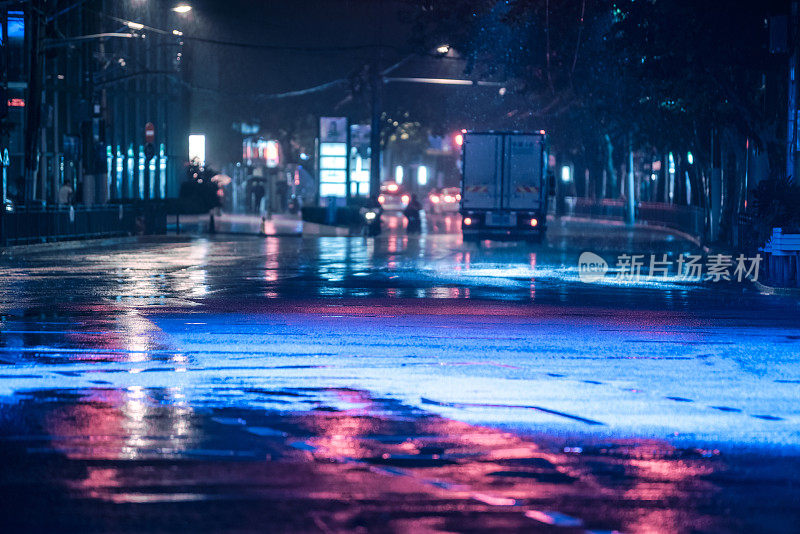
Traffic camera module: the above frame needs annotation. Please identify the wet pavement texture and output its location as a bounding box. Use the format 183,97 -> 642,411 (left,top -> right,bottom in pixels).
1,214 -> 799,533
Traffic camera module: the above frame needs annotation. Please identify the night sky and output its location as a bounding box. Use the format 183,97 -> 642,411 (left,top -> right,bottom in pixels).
179,0 -> 518,167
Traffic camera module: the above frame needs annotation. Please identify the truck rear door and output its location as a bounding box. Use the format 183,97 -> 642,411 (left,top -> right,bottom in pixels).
503,134 -> 545,211
462,133 -> 502,210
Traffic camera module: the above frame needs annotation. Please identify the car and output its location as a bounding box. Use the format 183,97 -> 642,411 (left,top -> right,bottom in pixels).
428,187 -> 461,214
377,182 -> 410,211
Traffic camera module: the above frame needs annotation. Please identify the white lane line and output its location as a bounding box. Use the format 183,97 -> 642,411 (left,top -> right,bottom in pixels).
524,509 -> 583,527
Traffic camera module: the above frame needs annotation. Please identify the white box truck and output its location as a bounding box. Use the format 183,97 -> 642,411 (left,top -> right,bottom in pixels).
460,131 -> 549,241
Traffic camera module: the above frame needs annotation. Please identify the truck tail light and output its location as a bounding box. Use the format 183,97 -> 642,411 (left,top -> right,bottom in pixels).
530,218 -> 538,227
463,217 -> 472,226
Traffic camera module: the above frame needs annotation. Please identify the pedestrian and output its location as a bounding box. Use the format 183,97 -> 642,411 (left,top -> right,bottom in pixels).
58,181 -> 73,205
404,194 -> 422,233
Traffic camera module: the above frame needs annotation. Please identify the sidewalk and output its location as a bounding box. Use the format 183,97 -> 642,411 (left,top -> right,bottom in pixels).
171,212 -> 303,236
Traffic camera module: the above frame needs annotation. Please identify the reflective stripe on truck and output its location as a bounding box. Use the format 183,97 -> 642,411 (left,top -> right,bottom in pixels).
515,186 -> 539,194
465,185 -> 489,193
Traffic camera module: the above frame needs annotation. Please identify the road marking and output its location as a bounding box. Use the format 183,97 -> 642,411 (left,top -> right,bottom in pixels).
420,397 -> 604,426
472,493 -> 517,506
524,509 -> 583,527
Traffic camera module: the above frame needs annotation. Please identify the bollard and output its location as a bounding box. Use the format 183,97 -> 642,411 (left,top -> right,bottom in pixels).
260,216 -> 267,236
209,213 -> 216,234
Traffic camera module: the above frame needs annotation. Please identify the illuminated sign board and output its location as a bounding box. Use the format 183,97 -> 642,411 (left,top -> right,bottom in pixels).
265,140 -> 280,168
189,134 -> 206,166
320,117 -> 347,143
318,117 -> 349,199
242,137 -> 281,168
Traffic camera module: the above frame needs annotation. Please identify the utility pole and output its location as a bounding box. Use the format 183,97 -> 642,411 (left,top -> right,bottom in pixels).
1,10 -> 8,206
626,135 -> 635,225
788,0 -> 799,181
23,0 -> 45,205
369,63 -> 382,197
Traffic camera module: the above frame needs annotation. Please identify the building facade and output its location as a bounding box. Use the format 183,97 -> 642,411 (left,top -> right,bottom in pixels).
1,0 -> 189,208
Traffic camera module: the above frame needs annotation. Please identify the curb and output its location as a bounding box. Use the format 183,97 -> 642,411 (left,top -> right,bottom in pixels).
752,279 -> 800,296
198,230 -> 303,238
301,221 -> 359,237
0,234 -> 193,256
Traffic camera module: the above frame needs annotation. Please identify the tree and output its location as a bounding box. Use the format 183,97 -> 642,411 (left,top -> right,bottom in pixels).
404,0 -> 791,240
179,162 -> 222,214
404,0 -> 634,196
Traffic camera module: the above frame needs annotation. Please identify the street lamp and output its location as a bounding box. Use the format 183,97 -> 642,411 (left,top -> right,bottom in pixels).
172,4 -> 192,13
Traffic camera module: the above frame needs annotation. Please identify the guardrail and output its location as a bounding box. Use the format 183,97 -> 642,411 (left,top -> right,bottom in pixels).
562,197 -> 705,241
0,202 -> 167,246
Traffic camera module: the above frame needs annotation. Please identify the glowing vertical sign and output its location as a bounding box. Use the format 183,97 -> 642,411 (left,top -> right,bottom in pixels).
265,140 -> 280,168
138,146 -> 146,199
127,145 -> 135,197
106,146 -> 114,198
319,117 -> 348,198
417,165 -> 428,186
159,144 -> 167,198
116,146 -> 124,197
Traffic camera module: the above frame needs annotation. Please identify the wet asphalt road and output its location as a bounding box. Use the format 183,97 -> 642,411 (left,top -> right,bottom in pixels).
1,214 -> 799,533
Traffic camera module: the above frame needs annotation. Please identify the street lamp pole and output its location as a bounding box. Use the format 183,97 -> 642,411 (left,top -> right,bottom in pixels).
788,0 -> 799,181
369,63 -> 382,197
23,0 -> 44,205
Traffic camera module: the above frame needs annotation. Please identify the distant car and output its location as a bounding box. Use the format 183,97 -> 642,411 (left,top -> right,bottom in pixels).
378,182 -> 410,211
428,187 -> 461,214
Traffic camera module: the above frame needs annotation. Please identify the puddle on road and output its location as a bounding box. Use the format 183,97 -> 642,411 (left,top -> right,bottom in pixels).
1,386 -> 797,533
